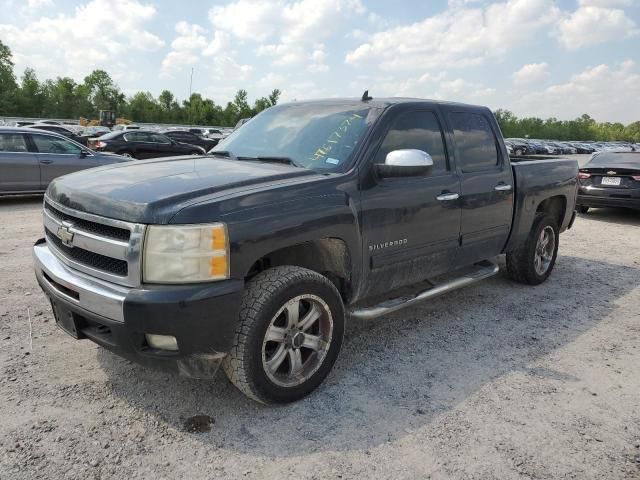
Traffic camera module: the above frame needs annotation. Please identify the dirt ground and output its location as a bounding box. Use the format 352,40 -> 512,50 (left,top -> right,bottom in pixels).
1,193 -> 639,479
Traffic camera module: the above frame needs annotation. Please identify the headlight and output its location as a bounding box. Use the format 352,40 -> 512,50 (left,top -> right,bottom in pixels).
143,223 -> 229,283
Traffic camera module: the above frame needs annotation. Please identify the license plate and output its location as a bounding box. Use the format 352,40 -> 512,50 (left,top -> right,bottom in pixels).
50,300 -> 79,339
601,176 -> 621,186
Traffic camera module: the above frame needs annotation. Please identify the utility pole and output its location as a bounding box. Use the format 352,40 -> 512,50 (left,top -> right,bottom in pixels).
188,67 -> 194,125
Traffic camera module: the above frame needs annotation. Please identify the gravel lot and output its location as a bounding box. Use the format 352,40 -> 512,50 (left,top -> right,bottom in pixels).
1,181 -> 640,478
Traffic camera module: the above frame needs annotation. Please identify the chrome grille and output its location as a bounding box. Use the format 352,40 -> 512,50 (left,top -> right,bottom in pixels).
44,202 -> 131,241
42,196 -> 145,287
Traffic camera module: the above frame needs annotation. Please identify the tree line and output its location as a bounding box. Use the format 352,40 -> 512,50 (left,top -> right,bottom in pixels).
1,40 -> 639,139
0,40 -> 279,127
495,110 -> 640,143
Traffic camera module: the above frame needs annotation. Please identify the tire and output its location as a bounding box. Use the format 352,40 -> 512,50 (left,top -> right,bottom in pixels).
506,214 -> 559,285
223,266 -> 345,404
577,205 -> 589,214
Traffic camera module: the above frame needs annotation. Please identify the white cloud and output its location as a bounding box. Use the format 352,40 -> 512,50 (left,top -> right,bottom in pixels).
210,0 -> 364,70
578,0 -> 632,6
511,60 -> 640,123
161,21 -> 209,77
512,62 -> 549,85
0,0 -> 163,81
558,5 -> 638,49
26,0 -> 53,8
346,0 -> 560,70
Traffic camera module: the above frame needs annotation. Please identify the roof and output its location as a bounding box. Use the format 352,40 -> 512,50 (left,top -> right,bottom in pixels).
278,96 -> 489,110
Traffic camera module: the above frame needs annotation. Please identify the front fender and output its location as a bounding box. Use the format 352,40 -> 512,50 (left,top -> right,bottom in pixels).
222,193 -> 362,296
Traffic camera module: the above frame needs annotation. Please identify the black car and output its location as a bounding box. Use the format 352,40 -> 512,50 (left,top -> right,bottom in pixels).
88,130 -> 206,159
159,129 -> 218,151
27,124 -> 88,146
33,97 -> 579,404
577,151 -> 640,213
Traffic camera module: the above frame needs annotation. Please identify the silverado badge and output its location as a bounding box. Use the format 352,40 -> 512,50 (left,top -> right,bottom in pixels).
56,221 -> 75,247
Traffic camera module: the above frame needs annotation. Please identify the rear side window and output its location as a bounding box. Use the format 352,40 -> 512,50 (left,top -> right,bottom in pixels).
375,111 -> 448,174
448,112 -> 499,172
31,134 -> 82,154
0,133 -> 28,153
150,133 -> 171,144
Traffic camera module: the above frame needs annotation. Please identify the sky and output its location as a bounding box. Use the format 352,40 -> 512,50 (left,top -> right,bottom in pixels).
0,0 -> 639,123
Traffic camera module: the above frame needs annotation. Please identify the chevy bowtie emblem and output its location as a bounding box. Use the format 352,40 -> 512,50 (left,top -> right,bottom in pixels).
607,171 -> 617,175
56,221 -> 75,247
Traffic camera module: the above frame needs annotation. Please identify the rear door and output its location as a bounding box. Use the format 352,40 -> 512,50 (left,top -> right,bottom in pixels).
150,133 -> 181,157
444,109 -> 514,266
28,133 -> 98,189
0,132 -> 40,193
123,132 -> 154,159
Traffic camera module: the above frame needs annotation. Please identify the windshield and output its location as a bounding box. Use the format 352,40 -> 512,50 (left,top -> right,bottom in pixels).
211,103 -> 379,171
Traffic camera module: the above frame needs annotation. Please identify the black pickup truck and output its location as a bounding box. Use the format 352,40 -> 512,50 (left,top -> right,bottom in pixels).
33,98 -> 578,404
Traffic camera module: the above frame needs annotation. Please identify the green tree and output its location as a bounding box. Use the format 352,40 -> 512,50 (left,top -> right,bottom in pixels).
17,68 -> 44,117
82,69 -> 125,115
0,40 -> 18,115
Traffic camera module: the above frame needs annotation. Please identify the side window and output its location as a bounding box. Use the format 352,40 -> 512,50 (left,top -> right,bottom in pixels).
448,112 -> 499,172
0,133 -> 29,153
150,133 -> 171,144
31,134 -> 82,154
375,111 -> 448,174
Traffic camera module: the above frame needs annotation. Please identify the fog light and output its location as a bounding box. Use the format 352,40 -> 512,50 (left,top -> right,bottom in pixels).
145,334 -> 178,351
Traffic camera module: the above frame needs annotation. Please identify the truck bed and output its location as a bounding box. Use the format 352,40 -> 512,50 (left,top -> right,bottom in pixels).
505,158 -> 579,252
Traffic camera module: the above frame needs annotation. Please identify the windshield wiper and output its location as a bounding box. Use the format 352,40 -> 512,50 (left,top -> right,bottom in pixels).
237,156 -> 302,168
210,150 -> 236,159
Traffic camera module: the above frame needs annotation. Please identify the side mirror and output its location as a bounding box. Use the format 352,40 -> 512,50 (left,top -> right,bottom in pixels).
79,150 -> 90,158
375,149 -> 434,178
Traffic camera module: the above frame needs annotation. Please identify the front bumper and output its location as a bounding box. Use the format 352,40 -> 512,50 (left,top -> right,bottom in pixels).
33,239 -> 244,378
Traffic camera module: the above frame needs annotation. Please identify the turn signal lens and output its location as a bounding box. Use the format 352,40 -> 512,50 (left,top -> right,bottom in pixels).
578,172 -> 591,179
632,175 -> 640,181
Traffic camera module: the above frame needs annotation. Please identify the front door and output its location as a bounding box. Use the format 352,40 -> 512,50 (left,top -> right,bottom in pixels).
28,133 -> 97,189
360,108 -> 462,298
0,132 -> 40,193
444,110 -> 514,266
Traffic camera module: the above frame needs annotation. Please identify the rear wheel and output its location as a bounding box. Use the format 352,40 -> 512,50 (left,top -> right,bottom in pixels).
577,205 -> 589,214
506,214 -> 559,285
119,151 -> 135,159
223,266 -> 345,404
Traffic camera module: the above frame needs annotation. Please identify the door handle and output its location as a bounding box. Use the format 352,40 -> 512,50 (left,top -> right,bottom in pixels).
39,160 -> 54,164
494,184 -> 512,191
436,192 -> 460,201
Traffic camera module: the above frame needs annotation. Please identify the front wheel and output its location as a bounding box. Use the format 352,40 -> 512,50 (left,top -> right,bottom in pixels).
506,214 -> 559,285
223,266 -> 345,404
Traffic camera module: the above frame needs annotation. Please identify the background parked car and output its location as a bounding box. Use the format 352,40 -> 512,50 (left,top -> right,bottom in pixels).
26,124 -> 88,146
112,124 -> 141,132
0,127 -> 130,195
88,130 -> 206,159
577,151 -> 640,213
159,129 -> 219,151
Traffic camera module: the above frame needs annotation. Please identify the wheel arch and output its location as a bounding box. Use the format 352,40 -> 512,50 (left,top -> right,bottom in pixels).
245,238 -> 354,303
535,195 -> 567,227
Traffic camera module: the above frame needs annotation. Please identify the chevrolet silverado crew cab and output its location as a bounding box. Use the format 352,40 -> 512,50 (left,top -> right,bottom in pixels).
33,97 -> 579,404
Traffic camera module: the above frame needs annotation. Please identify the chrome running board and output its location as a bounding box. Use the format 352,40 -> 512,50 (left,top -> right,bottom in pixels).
348,260 -> 499,320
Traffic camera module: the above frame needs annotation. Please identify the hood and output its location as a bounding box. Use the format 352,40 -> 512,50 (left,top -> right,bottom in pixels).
47,155 -> 319,223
